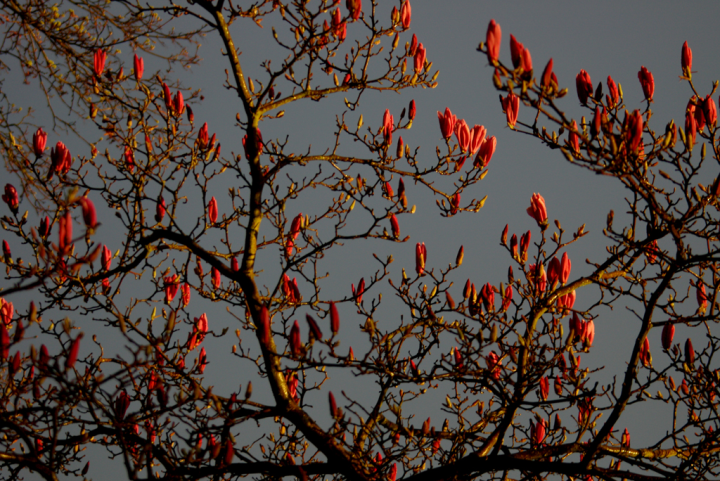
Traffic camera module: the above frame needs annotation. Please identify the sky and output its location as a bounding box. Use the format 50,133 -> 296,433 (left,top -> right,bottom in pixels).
4,0 -> 720,479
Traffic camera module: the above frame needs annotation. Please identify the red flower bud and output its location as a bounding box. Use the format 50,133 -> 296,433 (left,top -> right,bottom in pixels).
568,120 -> 580,153
685,338 -> 695,366
661,323 -> 675,350
164,274 -> 179,304
413,43 -> 426,73
155,197 -> 166,223
133,54 -> 144,81
606,75 -> 619,108
124,146 -> 135,173
408,99 -> 416,120
208,197 -> 218,224
33,128 -> 47,157
468,125 -> 486,155
526,193 -> 548,227
79,197 -> 97,229
485,20 -> 501,64
474,136 -> 496,168
638,66 -> 654,101
93,50 -> 107,77
102,245 -> 111,271
455,119 -> 470,152
575,69 -> 593,105
173,91 -> 185,116
703,95 -> 717,127
50,142 -> 72,176
346,0 -> 361,21
382,109 -> 394,144
66,333 -> 82,370
329,391 -> 338,417
415,242 -> 427,275
212,266 -> 221,290
390,214 -> 400,239
2,184 -> 18,214
541,59 -> 555,90
501,92 -> 519,129
400,0 -> 411,29
621,428 -> 630,448
437,108 -> 456,139
697,282 -> 708,313
181,283 -> 190,307
322,303 -> 338,338
681,41 -> 692,78
539,376 -> 549,401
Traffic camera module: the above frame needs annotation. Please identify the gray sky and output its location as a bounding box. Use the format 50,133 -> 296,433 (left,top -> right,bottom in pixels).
4,1 -> 720,478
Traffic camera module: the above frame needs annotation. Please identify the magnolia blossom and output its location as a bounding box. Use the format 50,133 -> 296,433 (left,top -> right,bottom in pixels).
638,66 -> 654,101
93,50 -> 107,76
526,193 -> 548,226
485,20 -> 501,63
575,69 -> 593,105
133,53 -> 144,81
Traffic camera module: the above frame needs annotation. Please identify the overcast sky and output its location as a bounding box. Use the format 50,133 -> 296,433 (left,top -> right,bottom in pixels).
4,1 -> 720,478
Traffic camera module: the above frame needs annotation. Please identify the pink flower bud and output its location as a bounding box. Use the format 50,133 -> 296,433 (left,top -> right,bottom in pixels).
332,9 -> 346,41
93,50 -> 107,77
33,128 -> 47,157
455,119 -> 470,152
575,69 -> 593,105
1,240 -> 9,263
485,20 -> 501,64
584,320 -> 595,348
468,125 -> 486,155
509,35 -> 524,69
133,54 -> 144,81
526,193 -> 548,226
560,252 -> 571,284
638,66 -> 654,101
208,197 -> 218,224
685,109 -> 697,148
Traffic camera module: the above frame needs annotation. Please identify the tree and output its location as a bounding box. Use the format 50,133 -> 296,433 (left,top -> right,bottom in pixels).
1,1 -> 719,480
